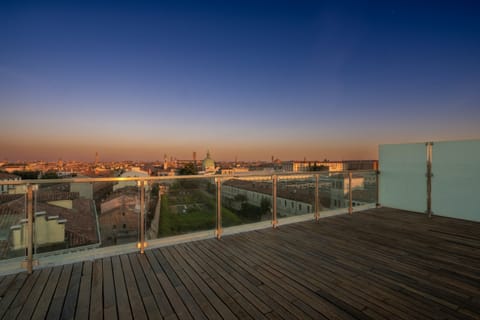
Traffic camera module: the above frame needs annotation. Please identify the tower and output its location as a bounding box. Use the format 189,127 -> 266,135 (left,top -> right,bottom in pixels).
163,154 -> 168,170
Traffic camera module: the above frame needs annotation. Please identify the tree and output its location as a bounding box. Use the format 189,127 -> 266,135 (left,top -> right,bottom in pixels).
260,198 -> 271,214
42,171 -> 59,179
13,170 -> 40,179
179,163 -> 197,175
311,164 -> 328,172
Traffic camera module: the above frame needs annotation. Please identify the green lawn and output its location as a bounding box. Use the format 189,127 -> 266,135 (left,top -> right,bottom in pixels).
158,188 -> 243,237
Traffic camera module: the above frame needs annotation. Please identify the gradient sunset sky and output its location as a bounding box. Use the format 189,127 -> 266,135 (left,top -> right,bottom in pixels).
1,1 -> 479,162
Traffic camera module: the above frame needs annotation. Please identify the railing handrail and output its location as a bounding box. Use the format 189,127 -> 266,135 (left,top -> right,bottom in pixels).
0,169 -> 376,185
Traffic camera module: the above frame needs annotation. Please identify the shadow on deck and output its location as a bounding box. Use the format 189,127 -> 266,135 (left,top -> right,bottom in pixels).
0,207 -> 479,319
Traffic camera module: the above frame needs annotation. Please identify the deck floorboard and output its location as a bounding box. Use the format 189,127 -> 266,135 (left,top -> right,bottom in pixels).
0,208 -> 479,319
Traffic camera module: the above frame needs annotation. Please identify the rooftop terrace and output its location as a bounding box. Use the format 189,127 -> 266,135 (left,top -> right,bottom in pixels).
0,207 -> 479,319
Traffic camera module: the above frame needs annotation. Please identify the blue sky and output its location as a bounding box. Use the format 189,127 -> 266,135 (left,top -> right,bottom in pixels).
1,1 -> 479,161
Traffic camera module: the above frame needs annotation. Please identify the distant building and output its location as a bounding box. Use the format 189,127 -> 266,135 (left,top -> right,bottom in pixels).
0,172 -> 22,194
0,163 -> 29,173
222,179 -> 319,217
330,174 -> 365,208
100,187 -> 140,246
285,160 -> 377,173
113,168 -> 150,191
220,167 -> 249,175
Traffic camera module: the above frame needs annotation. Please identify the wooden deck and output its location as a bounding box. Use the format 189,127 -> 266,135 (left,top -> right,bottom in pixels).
0,207 -> 479,319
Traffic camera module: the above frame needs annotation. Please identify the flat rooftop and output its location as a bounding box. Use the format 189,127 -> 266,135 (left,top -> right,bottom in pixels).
0,207 -> 479,319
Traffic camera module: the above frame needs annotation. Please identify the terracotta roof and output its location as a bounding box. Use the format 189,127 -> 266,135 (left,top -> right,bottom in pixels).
0,172 -> 20,180
224,179 -> 320,205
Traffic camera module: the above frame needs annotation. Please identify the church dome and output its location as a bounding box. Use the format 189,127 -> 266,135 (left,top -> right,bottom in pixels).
202,151 -> 216,172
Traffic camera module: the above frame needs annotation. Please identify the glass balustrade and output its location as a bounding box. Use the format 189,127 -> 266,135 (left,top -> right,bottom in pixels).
0,169 -> 377,273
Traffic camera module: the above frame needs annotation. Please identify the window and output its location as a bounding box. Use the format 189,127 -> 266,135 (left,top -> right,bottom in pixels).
123,224 -> 127,229
299,204 -> 302,210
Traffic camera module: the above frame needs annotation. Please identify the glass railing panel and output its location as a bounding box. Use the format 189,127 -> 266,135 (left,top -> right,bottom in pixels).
317,173 -> 335,211
0,189 -> 26,260
95,180 -> 137,247
277,174 -> 315,219
148,177 -> 216,239
32,181 -> 102,256
328,172 -> 349,210
353,171 -> 378,207
221,177 -> 272,228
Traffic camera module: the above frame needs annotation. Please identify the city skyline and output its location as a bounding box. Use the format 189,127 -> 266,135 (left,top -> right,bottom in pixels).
1,1 -> 480,162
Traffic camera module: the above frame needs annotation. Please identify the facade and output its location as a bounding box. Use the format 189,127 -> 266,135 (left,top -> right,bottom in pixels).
222,179 -> 313,217
100,187 -> 140,246
220,167 -> 249,175
286,160 -> 377,173
330,174 -> 366,208
289,161 -> 344,173
0,173 -> 21,194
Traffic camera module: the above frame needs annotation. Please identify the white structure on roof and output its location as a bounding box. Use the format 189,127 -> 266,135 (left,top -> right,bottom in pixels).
10,211 -> 66,250
113,168 -> 150,191
0,173 -> 21,194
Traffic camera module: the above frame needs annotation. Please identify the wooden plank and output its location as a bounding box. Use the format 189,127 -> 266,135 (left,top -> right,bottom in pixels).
162,247 -> 223,319
144,250 -> 192,320
128,253 -> 161,319
3,269 -> 41,319
207,241 -> 354,320
153,249 -> 207,320
201,240 -> 318,320
175,244 -> 249,319
184,242 -> 268,319
61,262 -> 83,320
111,255 -> 133,320
0,274 -> 16,298
136,253 -> 175,318
75,261 -> 92,320
46,264 -> 73,320
232,225 -> 431,319
16,268 -> 52,320
177,244 -> 254,319
0,207 -> 477,319
120,254 -> 147,320
0,272 -> 28,318
102,258 -> 117,320
31,266 -> 63,320
89,260 -> 103,320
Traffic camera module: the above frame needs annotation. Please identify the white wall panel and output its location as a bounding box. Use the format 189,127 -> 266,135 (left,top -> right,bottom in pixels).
432,140 -> 480,222
379,143 -> 426,213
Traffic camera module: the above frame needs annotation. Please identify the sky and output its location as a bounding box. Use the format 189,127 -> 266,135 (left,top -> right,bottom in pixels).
1,0 -> 479,162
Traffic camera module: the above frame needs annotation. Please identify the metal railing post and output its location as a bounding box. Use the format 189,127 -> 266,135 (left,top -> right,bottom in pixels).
139,180 -> 146,253
426,142 -> 433,218
272,175 -> 278,228
348,172 -> 353,215
314,174 -> 320,222
215,178 -> 222,239
23,184 -> 34,273
376,170 -> 380,207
